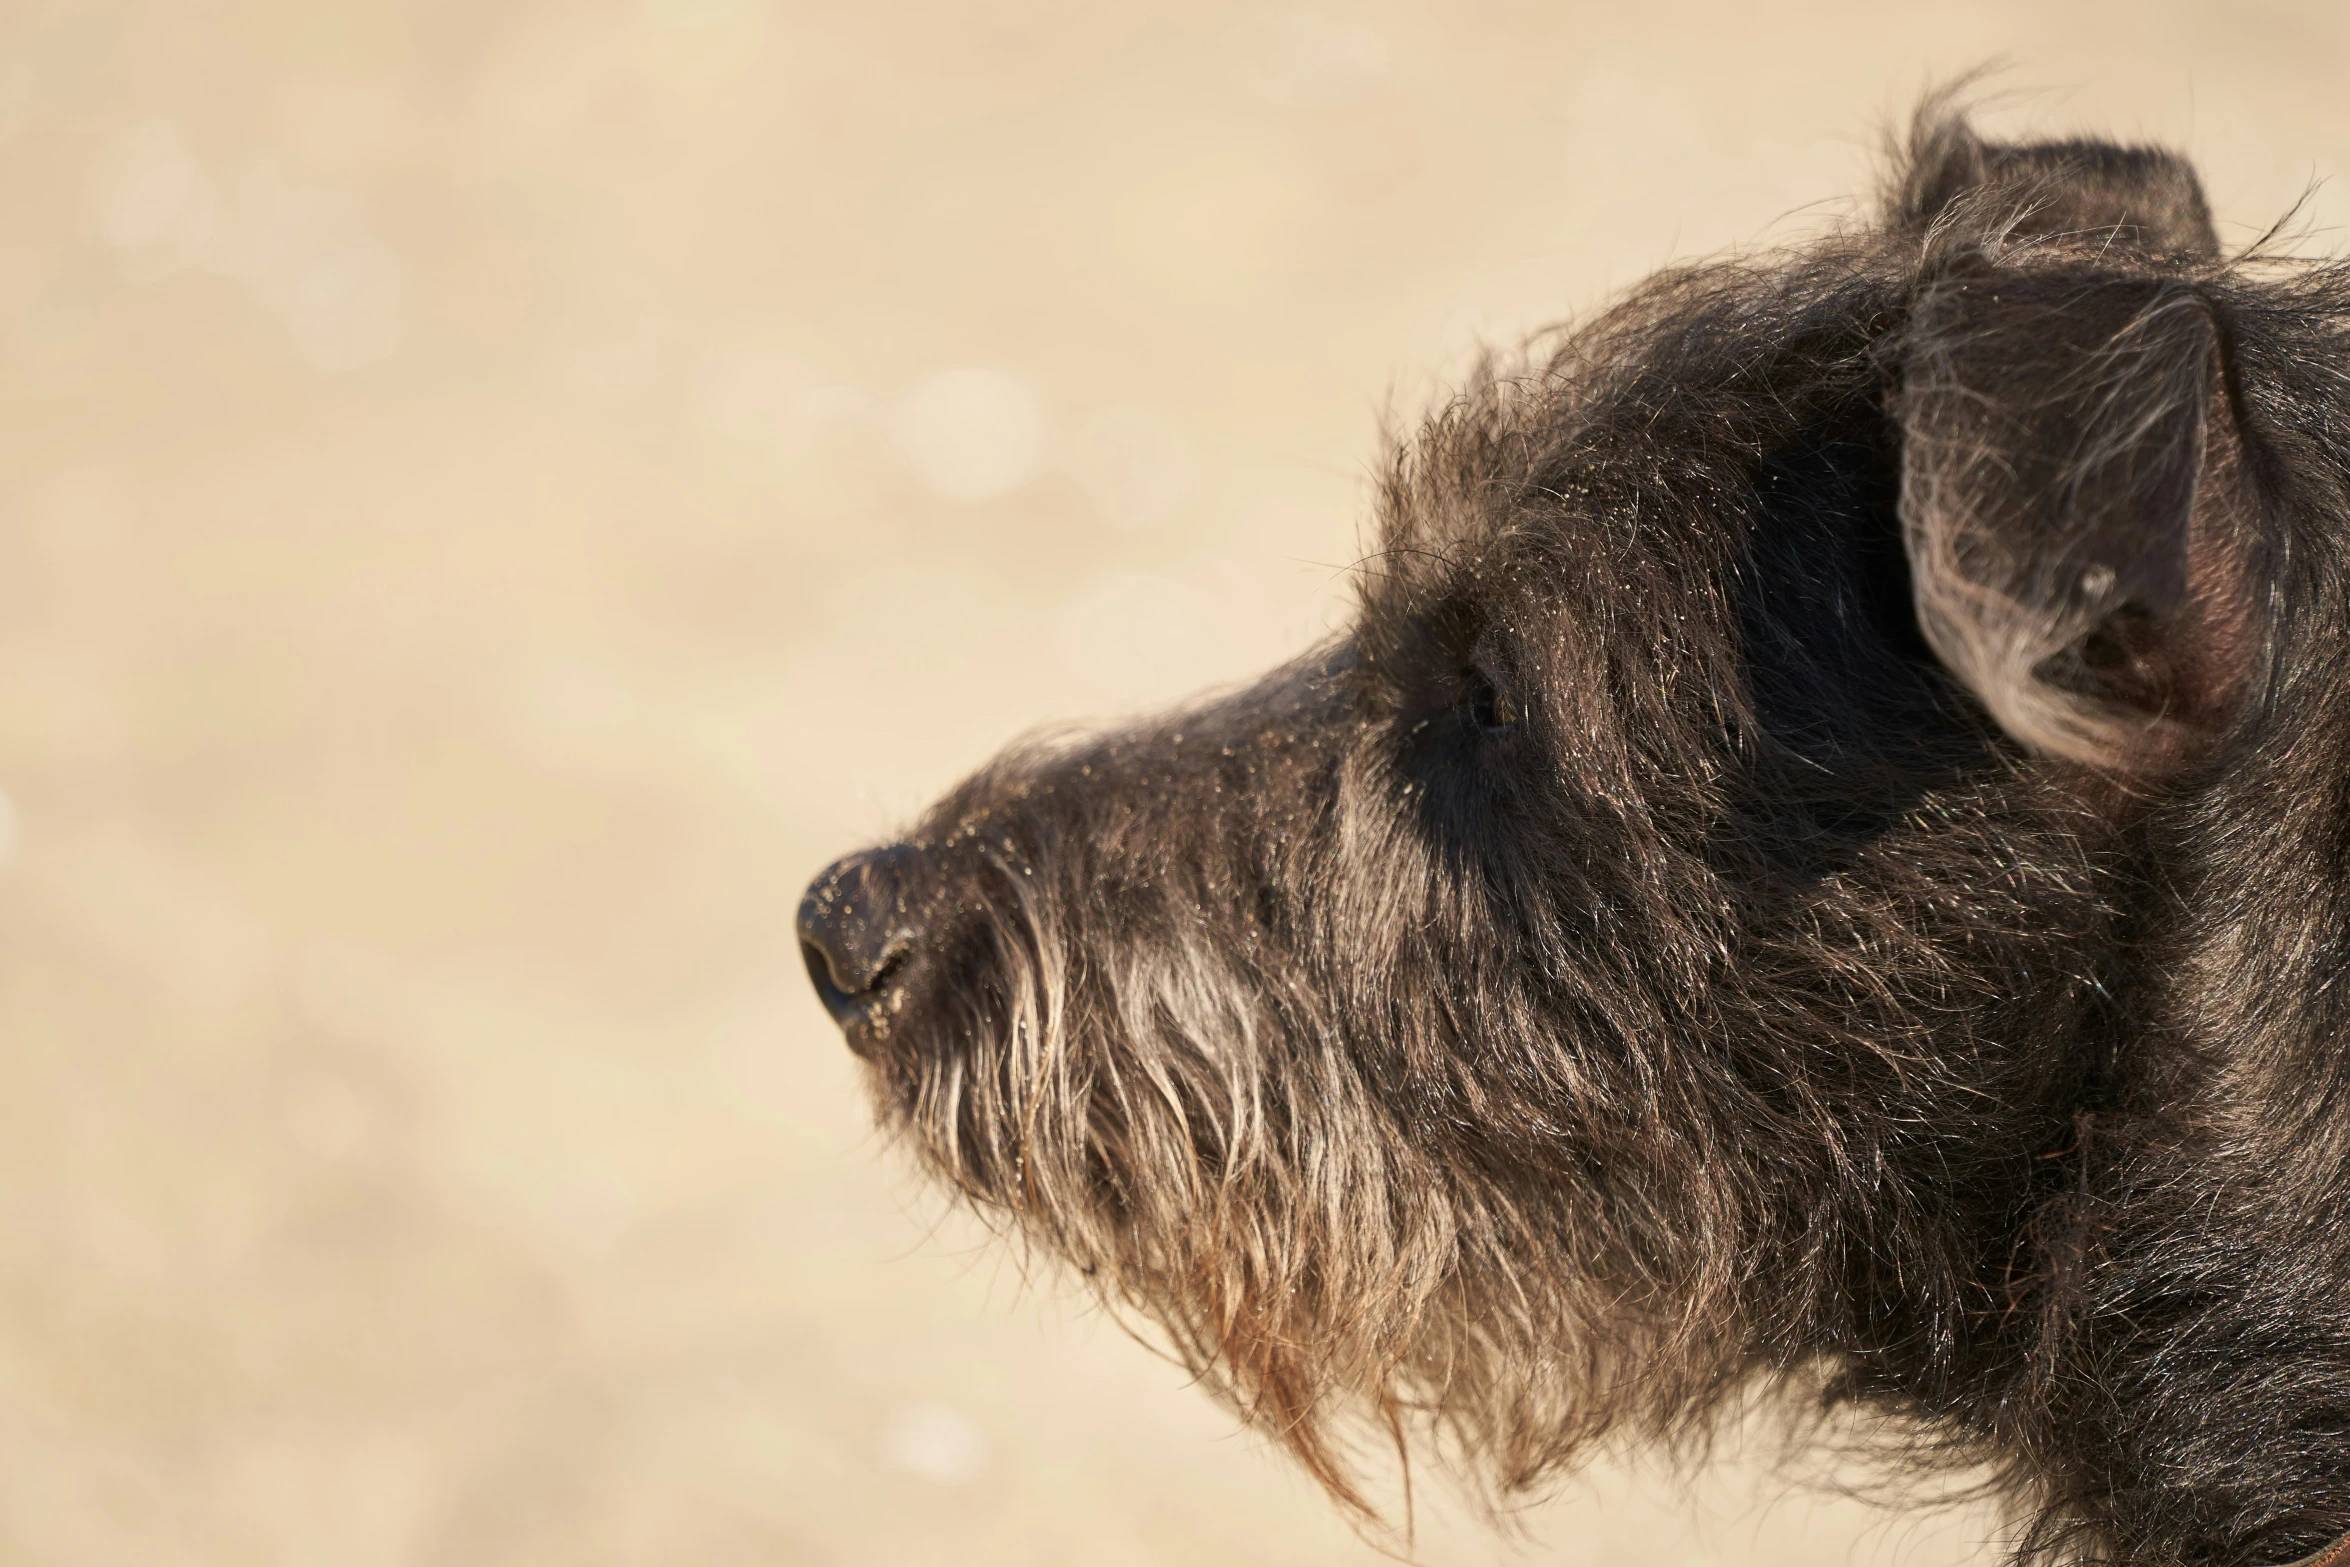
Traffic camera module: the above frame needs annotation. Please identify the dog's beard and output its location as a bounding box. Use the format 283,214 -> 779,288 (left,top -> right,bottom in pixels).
862,847 -> 1761,1519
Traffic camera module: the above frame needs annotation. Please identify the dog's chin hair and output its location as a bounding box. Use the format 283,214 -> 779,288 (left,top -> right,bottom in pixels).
872,879 -> 1769,1524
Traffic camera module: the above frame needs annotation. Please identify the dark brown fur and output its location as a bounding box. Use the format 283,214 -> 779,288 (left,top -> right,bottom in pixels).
801,106 -> 2350,1566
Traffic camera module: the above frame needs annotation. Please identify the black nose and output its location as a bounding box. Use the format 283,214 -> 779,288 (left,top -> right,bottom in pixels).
798,846 -> 919,1031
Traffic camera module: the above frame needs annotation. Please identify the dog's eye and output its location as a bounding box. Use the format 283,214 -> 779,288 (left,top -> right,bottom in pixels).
1465,668 -> 1525,735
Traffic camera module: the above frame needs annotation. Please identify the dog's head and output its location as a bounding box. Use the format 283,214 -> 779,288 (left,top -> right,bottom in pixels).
801,113 -> 2316,1512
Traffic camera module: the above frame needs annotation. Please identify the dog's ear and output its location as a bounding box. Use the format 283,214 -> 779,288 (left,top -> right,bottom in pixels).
1893,263 -> 2267,775
1890,119 -> 2220,259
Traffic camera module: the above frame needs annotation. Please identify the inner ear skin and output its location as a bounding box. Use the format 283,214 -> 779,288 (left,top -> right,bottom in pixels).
2170,389 -> 2269,733
2031,381 -> 2266,741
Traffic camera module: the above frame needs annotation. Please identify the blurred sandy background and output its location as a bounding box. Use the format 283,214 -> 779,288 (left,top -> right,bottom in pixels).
3,2 -> 2347,1563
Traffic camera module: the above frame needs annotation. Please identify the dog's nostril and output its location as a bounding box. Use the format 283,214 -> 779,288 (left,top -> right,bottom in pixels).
801,929 -> 909,1002
798,847 -> 923,1029
864,940 -> 910,994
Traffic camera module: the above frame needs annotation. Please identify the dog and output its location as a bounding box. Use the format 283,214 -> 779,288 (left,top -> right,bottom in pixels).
799,106 -> 2350,1567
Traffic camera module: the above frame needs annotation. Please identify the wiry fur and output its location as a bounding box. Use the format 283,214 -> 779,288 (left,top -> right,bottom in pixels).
802,104 -> 2350,1567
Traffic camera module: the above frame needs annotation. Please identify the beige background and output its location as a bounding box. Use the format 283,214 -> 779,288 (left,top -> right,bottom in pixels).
2,2 -> 2345,1563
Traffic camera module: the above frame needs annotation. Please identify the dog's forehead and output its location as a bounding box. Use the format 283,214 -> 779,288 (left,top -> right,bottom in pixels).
1358,272 -> 1825,630
1353,375 -> 1590,637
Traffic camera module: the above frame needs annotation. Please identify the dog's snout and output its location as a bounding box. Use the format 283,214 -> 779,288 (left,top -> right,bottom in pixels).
798,846 -> 921,1034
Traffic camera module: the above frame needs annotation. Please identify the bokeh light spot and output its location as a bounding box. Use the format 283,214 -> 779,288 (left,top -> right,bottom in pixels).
88,118 -> 216,281
881,1402 -> 988,1484
888,367 -> 1049,500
